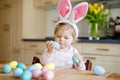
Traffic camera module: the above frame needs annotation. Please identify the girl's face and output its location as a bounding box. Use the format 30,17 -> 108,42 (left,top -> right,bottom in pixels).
54,29 -> 73,49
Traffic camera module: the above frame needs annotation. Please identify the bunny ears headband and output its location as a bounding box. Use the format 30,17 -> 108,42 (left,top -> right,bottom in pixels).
55,0 -> 88,38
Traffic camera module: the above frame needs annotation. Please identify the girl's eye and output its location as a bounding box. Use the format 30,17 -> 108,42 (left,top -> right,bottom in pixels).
56,36 -> 61,38
65,37 -> 69,39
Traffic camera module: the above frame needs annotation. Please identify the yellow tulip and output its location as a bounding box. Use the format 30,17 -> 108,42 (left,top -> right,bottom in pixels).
97,7 -> 100,12
93,8 -> 98,15
88,4 -> 94,13
88,4 -> 92,8
89,4 -> 93,9
93,3 -> 98,8
105,9 -> 109,14
100,4 -> 104,10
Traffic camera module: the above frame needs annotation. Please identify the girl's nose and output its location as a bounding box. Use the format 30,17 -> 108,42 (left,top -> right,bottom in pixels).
60,37 -> 64,41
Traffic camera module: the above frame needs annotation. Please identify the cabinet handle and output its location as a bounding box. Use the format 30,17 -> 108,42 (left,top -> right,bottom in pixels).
96,48 -> 109,51
35,52 -> 41,54
45,1 -> 52,5
29,45 -> 38,47
84,57 -> 96,59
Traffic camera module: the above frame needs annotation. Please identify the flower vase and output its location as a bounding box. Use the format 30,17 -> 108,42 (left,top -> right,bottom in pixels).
89,23 -> 100,40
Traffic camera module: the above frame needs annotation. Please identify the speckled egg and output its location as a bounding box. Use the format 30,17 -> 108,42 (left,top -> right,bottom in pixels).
34,63 -> 42,69
43,70 -> 54,80
28,65 -> 39,71
21,70 -> 32,80
72,55 -> 79,64
92,65 -> 106,75
53,41 -> 60,49
9,61 -> 18,69
45,63 -> 55,70
2,64 -> 11,74
13,68 -> 23,77
31,68 -> 42,78
16,63 -> 26,71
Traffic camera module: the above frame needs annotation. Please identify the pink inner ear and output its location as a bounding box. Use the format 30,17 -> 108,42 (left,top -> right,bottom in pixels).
74,4 -> 88,20
58,0 -> 71,18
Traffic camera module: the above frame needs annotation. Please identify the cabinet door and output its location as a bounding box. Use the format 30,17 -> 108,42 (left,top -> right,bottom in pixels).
83,55 -> 120,73
0,0 -> 11,61
0,0 -> 23,62
24,50 -> 41,65
23,42 -> 46,65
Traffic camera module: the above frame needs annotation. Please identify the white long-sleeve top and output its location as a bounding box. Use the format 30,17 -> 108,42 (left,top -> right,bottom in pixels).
40,46 -> 85,70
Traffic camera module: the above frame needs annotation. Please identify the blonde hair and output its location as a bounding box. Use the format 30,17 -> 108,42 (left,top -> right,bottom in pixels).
54,23 -> 77,43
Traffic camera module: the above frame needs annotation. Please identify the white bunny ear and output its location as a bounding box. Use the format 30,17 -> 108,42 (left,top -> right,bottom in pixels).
70,2 -> 88,23
57,0 -> 72,19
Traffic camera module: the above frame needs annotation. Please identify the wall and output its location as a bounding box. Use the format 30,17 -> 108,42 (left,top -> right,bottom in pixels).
22,0 -> 46,39
46,6 -> 120,37
22,0 -> 120,38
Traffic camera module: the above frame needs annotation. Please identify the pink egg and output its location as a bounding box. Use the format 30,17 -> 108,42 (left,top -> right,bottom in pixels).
43,70 -> 54,80
41,67 -> 49,74
31,68 -> 42,79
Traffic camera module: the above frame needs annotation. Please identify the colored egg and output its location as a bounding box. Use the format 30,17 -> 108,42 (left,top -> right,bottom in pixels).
92,65 -> 105,75
43,70 -> 54,80
16,63 -> 26,71
28,65 -> 39,71
45,63 -> 55,70
31,68 -> 42,78
2,64 -> 11,74
13,68 -> 23,77
41,67 -> 49,74
9,61 -> 18,69
21,70 -> 32,80
72,55 -> 79,64
53,41 -> 60,49
34,63 -> 42,69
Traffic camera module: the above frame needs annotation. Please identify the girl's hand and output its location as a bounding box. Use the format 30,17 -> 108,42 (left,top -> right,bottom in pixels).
46,41 -> 55,54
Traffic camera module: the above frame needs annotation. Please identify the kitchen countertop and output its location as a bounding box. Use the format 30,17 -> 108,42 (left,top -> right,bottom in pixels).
0,62 -> 120,80
79,38 -> 120,43
23,37 -> 120,43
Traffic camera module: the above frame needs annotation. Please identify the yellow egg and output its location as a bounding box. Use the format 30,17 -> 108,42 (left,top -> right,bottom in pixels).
34,63 -> 42,69
9,61 -> 18,69
45,63 -> 55,70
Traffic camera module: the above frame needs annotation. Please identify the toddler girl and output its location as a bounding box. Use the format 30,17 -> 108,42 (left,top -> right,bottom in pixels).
40,0 -> 88,70
40,23 -> 85,70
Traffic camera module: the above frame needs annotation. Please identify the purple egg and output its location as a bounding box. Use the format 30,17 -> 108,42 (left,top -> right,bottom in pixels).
14,68 -> 23,77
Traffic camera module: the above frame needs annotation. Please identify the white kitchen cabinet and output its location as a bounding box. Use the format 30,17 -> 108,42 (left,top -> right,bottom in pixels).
23,42 -> 46,65
34,0 -> 57,8
81,43 -> 120,73
34,0 -> 84,8
0,0 -> 23,62
73,42 -> 83,55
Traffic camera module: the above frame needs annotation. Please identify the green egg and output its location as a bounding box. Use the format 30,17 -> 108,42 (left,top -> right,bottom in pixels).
16,63 -> 26,71
72,55 -> 79,64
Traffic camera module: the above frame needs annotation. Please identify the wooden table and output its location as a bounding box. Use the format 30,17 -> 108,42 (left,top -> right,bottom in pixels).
0,63 -> 120,80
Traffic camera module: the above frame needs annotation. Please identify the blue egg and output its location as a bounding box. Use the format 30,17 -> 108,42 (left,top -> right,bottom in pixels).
53,41 -> 60,49
21,70 -> 32,80
16,63 -> 26,71
2,64 -> 11,74
28,65 -> 39,71
92,65 -> 105,75
72,55 -> 79,64
14,68 -> 23,77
